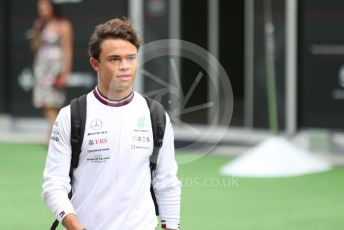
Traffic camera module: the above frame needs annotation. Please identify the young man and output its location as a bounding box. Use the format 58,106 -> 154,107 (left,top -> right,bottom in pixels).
42,18 -> 181,230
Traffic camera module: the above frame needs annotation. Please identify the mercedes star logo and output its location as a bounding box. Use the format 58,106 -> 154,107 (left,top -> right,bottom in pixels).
91,119 -> 102,130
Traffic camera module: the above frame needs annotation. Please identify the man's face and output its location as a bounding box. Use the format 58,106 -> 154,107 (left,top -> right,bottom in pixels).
91,38 -> 138,96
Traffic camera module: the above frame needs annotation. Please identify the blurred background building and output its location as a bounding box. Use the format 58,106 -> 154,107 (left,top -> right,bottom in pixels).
1,0 -> 344,156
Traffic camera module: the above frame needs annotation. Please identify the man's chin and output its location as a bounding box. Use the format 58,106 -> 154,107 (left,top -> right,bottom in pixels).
108,85 -> 133,94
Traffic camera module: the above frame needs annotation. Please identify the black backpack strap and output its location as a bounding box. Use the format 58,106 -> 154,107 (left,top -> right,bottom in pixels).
144,96 -> 166,169
144,96 -> 166,216
70,94 -> 87,171
50,220 -> 59,230
50,94 -> 87,230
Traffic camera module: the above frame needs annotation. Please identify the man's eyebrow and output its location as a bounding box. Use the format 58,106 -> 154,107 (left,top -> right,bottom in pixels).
106,54 -> 137,58
126,54 -> 137,57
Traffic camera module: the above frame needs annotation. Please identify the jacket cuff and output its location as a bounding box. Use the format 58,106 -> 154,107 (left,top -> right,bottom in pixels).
161,219 -> 180,229
55,205 -> 75,223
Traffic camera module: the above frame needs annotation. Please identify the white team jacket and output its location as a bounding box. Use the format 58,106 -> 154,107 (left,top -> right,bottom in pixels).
42,89 -> 181,230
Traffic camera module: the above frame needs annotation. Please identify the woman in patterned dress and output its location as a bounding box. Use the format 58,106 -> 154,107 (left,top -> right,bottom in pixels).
31,0 -> 73,143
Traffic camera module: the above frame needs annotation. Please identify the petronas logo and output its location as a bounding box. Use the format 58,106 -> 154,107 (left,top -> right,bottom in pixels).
137,117 -> 145,129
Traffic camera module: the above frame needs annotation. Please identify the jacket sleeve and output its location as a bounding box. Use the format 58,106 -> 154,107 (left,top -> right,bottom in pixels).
41,106 -> 76,222
152,113 -> 181,229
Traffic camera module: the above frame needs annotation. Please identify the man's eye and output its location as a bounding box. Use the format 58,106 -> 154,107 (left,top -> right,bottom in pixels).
128,56 -> 136,61
110,57 -> 121,62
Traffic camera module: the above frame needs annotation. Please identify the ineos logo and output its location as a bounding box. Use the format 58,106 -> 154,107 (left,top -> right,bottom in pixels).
91,119 -> 102,130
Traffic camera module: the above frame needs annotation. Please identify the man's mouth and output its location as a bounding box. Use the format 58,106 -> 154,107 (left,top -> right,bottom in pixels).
117,74 -> 131,80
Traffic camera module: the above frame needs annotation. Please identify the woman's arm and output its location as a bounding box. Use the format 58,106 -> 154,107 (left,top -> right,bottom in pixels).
31,18 -> 43,52
58,19 -> 73,87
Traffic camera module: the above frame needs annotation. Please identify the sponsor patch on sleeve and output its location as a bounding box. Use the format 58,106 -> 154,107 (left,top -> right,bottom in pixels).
59,211 -> 66,218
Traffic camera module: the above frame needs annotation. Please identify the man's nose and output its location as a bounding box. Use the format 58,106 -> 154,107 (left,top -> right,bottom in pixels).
119,58 -> 130,70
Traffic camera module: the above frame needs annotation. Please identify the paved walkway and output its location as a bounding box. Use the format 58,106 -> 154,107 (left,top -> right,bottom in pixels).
1,117 -> 343,166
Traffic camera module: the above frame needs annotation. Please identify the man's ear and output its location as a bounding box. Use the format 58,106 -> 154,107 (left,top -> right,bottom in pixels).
90,57 -> 100,71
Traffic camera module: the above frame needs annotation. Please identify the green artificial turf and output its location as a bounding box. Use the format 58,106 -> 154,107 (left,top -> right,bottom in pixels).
0,143 -> 344,229
0,143 -> 52,229
177,152 -> 344,230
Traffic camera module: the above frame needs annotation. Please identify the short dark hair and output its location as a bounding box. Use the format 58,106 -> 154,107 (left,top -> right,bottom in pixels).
88,18 -> 141,60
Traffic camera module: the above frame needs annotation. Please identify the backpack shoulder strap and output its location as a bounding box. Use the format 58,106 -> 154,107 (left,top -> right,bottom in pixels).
70,94 -> 87,170
144,96 -> 166,216
144,96 -> 166,170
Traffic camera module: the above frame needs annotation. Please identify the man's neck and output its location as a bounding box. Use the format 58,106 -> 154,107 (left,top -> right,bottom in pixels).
97,85 -> 132,101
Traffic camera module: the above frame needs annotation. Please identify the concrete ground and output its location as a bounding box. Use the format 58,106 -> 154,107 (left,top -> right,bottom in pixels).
1,116 -> 344,166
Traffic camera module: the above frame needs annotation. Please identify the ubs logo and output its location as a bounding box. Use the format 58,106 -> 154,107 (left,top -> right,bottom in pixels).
88,138 -> 108,145
91,119 -> 102,130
